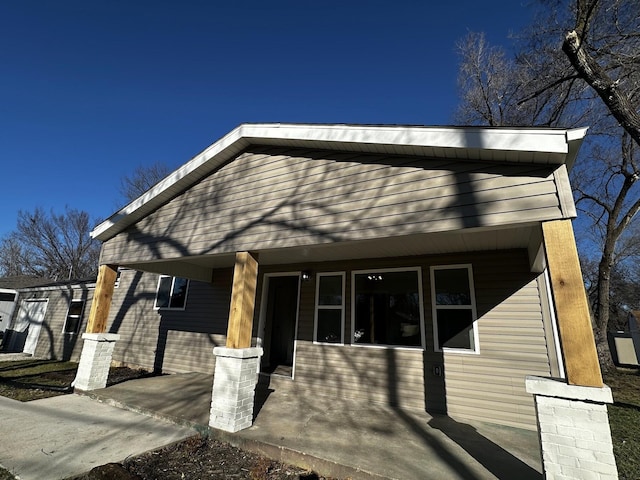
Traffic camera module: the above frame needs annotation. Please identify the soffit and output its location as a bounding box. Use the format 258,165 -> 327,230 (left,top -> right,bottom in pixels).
120,224 -> 539,280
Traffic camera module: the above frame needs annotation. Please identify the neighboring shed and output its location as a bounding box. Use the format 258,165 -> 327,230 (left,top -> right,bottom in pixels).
3,279 -> 95,360
0,276 -> 50,342
79,124 -> 602,433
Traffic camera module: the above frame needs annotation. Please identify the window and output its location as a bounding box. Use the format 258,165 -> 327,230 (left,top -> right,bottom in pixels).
154,276 -> 189,310
431,265 -> 478,353
63,300 -> 85,334
352,268 -> 423,347
314,272 -> 345,344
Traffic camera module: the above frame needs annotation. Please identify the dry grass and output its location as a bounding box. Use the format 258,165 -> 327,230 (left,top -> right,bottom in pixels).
604,368 -> 640,480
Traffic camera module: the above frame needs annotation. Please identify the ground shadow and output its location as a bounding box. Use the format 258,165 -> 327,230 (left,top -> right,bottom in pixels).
428,415 -> 542,479
253,374 -> 275,418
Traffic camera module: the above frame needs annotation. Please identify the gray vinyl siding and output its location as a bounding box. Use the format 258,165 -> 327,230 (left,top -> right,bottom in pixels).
20,286 -> 93,362
106,249 -> 554,430
107,268 -> 232,374
100,146 -> 563,265
274,250 -> 553,431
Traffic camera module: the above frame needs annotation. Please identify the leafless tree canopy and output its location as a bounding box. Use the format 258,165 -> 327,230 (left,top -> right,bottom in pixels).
119,162 -> 171,205
0,207 -> 101,280
455,0 -> 640,368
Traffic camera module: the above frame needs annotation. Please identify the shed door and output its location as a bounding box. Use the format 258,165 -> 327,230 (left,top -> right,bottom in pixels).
16,299 -> 48,355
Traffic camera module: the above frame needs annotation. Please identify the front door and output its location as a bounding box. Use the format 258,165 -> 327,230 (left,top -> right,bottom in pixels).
262,275 -> 299,376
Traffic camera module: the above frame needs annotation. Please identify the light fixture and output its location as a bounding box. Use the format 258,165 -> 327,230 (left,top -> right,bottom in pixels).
301,271 -> 312,282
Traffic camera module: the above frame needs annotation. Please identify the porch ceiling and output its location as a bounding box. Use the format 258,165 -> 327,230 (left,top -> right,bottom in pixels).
120,224 -> 541,280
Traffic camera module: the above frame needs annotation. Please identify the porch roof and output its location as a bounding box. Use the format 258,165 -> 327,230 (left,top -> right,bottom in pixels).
92,123 -> 588,243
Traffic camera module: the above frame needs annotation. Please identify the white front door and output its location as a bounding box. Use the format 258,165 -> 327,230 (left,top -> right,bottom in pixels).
17,299 -> 48,355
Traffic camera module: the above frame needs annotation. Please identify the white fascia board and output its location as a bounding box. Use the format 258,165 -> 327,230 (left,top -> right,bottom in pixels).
241,123 -> 582,154
92,123 -> 589,242
16,283 -> 96,293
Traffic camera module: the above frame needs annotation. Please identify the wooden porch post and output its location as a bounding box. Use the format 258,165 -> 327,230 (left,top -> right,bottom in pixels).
86,264 -> 118,334
542,220 -> 603,387
226,252 -> 259,349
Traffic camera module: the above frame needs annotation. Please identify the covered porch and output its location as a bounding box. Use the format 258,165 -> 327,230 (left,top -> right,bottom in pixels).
81,370 -> 543,480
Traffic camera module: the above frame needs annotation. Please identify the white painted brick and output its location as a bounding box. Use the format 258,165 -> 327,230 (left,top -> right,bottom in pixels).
553,405 -> 578,418
577,459 -> 619,476
575,439 -> 613,454
558,426 -> 594,441
209,349 -> 260,433
558,445 -> 595,461
542,433 -> 577,447
588,409 -> 610,423
554,415 -> 576,427
557,454 -> 579,467
594,452 -> 617,466
544,461 -> 563,475
560,465 -> 599,480
540,422 -> 558,434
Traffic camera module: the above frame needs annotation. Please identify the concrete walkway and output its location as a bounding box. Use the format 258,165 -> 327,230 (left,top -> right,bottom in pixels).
0,394 -> 195,480
83,372 -> 544,480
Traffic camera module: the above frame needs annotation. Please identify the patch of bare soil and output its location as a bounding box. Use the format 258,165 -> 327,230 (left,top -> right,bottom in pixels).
72,435 -> 341,480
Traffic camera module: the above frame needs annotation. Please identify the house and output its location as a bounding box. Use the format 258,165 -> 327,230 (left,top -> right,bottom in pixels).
0,276 -> 53,345
77,124 -> 611,458
2,278 -> 95,359
610,310 -> 640,367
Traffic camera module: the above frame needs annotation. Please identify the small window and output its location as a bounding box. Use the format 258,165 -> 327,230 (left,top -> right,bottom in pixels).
431,265 -> 479,353
63,300 -> 85,334
352,268 -> 424,348
154,275 -> 189,310
314,273 -> 345,344
0,292 -> 16,302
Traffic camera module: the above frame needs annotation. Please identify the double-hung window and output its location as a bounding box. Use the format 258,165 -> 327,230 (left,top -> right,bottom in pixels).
431,264 -> 479,353
154,275 -> 189,310
63,299 -> 85,334
352,267 -> 423,348
314,272 -> 345,344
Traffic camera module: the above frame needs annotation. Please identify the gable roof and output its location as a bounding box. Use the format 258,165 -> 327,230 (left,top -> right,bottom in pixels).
0,276 -> 53,290
92,123 -> 588,242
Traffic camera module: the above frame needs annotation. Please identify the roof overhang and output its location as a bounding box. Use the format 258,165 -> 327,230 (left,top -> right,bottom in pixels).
92,123 -> 589,242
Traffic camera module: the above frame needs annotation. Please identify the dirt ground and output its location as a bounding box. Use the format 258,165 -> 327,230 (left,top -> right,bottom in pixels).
72,435 -> 339,480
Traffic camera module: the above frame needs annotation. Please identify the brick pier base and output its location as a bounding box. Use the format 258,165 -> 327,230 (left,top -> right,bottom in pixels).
73,333 -> 120,391
525,376 -> 618,480
209,346 -> 262,433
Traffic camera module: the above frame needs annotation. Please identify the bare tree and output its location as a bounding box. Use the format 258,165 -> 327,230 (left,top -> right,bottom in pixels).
0,207 -> 101,280
119,162 -> 171,204
0,233 -> 26,277
455,0 -> 640,370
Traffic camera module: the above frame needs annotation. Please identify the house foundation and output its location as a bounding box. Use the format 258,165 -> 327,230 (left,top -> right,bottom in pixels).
73,333 -> 120,391
525,376 -> 618,480
209,346 -> 262,432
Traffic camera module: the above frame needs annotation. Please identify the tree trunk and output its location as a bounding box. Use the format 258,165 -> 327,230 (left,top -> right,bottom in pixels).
595,248 -> 615,372
594,324 -> 614,374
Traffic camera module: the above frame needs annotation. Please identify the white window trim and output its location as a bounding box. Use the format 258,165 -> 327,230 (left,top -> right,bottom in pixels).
62,299 -> 85,335
154,275 -> 190,311
114,267 -> 130,288
430,263 -> 480,355
350,266 -> 426,350
313,272 -> 346,345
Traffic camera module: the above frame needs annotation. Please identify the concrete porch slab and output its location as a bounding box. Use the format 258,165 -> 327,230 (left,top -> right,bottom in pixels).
84,372 -> 543,480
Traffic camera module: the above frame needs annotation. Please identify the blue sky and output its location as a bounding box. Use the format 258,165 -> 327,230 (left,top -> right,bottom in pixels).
0,1 -> 532,238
